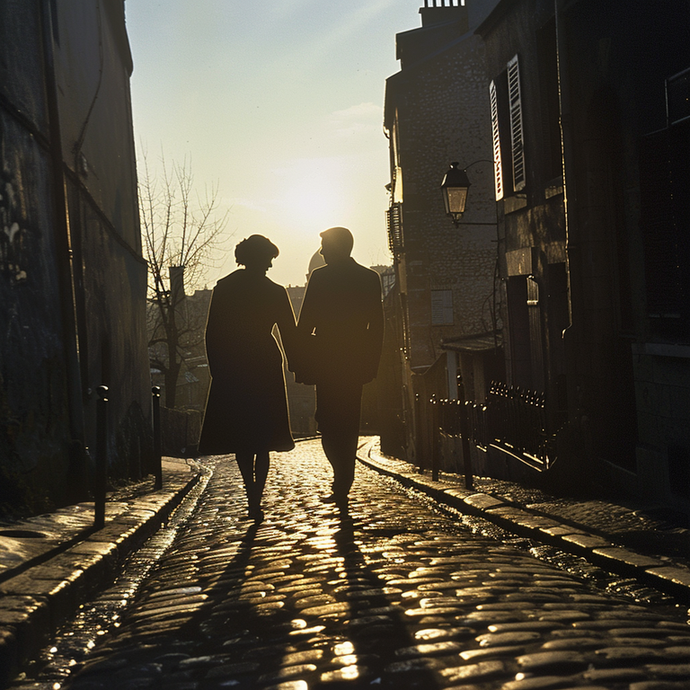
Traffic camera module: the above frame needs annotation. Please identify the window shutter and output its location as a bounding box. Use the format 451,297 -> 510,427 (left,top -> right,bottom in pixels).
508,55 -> 526,191
489,80 -> 504,200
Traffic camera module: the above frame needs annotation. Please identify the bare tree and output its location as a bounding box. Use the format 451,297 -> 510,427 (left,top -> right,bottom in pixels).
139,153 -> 229,408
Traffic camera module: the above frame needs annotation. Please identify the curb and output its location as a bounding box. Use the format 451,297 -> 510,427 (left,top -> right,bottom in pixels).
356,440 -> 690,606
0,461 -> 204,687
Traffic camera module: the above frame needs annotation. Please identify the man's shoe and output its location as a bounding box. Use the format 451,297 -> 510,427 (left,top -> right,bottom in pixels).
249,504 -> 264,522
322,493 -> 348,509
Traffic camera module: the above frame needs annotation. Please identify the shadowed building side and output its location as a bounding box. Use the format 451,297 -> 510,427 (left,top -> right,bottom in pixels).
0,1 -> 150,513
478,0 -> 690,512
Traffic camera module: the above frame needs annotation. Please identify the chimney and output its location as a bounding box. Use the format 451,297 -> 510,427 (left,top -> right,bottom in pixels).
419,0 -> 468,29
169,265 -> 185,307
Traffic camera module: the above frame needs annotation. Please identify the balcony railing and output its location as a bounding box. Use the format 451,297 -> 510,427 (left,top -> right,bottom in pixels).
386,203 -> 404,255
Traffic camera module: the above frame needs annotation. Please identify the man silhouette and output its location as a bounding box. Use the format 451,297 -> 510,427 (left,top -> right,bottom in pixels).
296,227 -> 384,509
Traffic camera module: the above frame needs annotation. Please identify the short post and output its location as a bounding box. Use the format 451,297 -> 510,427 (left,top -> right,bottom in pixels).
94,385 -> 108,529
457,372 -> 473,490
430,395 -> 440,481
414,393 -> 424,472
152,386 -> 162,490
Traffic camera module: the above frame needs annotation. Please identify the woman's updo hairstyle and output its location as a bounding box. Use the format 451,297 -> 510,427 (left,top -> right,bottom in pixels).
235,234 -> 279,269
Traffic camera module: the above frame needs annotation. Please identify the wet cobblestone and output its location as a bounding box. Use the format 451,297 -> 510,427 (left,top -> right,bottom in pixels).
10,440 -> 690,690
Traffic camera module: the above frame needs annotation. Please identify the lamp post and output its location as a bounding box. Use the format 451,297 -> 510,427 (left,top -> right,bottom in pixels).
441,160 -> 496,227
441,162 -> 471,227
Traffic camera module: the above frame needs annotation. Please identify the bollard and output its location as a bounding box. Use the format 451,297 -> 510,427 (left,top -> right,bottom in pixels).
430,395 -> 440,482
152,386 -> 162,490
456,372 -> 473,490
94,385 -> 108,529
414,393 -> 424,473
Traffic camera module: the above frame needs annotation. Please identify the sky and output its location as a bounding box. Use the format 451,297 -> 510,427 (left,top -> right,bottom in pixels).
125,0 -> 426,289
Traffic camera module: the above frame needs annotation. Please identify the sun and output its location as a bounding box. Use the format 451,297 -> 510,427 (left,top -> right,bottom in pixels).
278,158 -> 348,227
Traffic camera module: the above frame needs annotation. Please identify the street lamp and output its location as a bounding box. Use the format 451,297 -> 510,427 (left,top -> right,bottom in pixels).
441,162 -> 471,227
441,160 -> 497,227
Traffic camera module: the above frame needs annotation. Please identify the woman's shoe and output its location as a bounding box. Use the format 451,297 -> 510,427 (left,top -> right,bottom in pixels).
249,504 -> 264,522
248,492 -> 264,521
322,493 -> 348,511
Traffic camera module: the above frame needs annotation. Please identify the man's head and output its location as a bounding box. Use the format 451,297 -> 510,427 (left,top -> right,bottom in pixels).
319,226 -> 353,264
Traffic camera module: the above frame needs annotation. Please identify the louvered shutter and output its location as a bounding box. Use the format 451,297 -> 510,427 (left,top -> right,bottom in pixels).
489,80 -> 504,200
508,55 -> 526,191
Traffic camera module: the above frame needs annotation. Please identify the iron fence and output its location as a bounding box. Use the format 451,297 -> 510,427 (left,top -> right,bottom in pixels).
428,380 -> 555,473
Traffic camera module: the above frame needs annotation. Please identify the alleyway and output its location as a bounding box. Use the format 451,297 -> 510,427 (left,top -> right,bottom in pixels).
32,441 -> 690,689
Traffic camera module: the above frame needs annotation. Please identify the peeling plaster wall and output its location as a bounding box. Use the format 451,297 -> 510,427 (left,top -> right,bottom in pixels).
0,117 -> 73,498
0,1 -> 74,508
0,0 -> 150,512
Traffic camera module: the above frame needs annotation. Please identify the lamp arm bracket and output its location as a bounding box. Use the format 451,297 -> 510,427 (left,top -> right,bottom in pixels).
460,159 -> 494,172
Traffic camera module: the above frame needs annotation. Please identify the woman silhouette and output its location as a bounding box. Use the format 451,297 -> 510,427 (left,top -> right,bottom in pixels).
198,235 -> 296,520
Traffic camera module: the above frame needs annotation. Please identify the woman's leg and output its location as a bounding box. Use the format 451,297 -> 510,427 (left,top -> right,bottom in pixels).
236,451 -> 255,516
254,451 -> 270,507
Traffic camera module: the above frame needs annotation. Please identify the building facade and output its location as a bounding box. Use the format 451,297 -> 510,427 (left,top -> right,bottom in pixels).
383,0 -> 503,461
0,1 -> 150,512
383,0 -> 690,512
477,0 -> 690,507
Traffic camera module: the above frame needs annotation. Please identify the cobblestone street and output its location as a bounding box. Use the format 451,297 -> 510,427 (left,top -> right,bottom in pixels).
31,440 -> 690,690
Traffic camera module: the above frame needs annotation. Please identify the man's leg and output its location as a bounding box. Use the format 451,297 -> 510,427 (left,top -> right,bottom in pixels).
321,431 -> 356,498
316,382 -> 363,504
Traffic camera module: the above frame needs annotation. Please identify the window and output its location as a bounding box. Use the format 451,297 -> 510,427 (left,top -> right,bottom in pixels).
667,67 -> 690,125
639,117 -> 690,339
431,289 -> 454,325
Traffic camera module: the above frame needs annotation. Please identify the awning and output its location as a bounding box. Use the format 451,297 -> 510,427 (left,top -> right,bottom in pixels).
440,332 -> 502,353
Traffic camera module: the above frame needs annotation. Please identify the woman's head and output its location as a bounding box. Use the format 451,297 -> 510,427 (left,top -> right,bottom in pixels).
235,235 -> 279,271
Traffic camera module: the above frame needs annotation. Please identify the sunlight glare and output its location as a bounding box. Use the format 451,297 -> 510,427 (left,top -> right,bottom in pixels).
340,665 -> 360,680
333,641 -> 355,656
276,158 -> 349,228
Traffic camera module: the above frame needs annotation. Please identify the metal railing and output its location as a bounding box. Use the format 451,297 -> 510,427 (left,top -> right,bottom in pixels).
486,381 -> 552,467
419,380 -> 555,485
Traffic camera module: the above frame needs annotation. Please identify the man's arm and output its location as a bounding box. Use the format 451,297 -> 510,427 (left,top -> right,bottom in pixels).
292,271 -> 322,383
275,287 -> 297,371
296,270 -> 320,336
364,271 -> 384,382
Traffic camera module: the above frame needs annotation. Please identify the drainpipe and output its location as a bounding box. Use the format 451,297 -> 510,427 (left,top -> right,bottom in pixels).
40,0 -> 89,493
555,0 -> 579,334
555,0 -> 585,405
555,0 -> 591,464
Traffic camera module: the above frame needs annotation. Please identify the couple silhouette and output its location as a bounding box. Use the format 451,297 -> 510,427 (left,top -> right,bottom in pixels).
198,227 -> 384,520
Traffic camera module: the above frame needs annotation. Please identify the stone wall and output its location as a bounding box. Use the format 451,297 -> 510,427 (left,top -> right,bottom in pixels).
0,1 -> 151,512
388,30 -> 497,373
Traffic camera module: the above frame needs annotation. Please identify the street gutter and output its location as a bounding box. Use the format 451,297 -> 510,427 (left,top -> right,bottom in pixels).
356,438 -> 690,606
